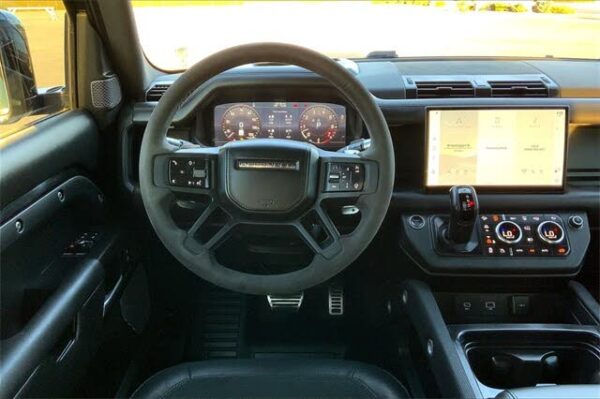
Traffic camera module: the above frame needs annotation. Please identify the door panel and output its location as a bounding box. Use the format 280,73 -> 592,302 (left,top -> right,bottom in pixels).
0,110 -> 98,209
0,110 -> 119,397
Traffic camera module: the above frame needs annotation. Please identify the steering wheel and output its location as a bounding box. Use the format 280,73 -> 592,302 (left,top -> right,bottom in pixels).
139,43 -> 394,295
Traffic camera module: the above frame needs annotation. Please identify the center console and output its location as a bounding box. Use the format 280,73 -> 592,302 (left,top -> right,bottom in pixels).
400,186 -> 591,276
393,106 -> 598,398
399,280 -> 600,399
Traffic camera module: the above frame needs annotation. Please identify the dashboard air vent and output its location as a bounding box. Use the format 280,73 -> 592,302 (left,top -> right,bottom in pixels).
414,81 -> 475,98
567,169 -> 600,187
146,83 -> 171,102
489,80 -> 548,97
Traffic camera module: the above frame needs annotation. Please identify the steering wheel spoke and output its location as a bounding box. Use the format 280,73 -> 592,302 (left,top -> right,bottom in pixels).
296,206 -> 343,259
183,202 -> 233,253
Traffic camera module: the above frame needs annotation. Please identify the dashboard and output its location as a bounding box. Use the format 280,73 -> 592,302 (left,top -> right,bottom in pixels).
131,58 -> 599,277
213,102 -> 347,149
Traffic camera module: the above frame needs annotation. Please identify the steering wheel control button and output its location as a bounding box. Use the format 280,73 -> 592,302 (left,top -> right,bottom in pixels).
495,221 -> 523,245
568,215 -> 584,229
408,215 -> 426,230
169,158 -> 210,188
325,163 -> 364,192
537,221 -> 565,244
341,205 -> 360,216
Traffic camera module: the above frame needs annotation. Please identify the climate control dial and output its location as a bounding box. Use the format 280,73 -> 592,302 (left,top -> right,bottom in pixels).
495,221 -> 523,245
537,221 -> 565,244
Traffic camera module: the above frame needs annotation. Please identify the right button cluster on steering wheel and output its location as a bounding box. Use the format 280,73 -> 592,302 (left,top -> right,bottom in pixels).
325,163 -> 364,192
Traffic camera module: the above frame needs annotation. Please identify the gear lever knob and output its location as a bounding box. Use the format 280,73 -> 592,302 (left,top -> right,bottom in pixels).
447,185 -> 479,244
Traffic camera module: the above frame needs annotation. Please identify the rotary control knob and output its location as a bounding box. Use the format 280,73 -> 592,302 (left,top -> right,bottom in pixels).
537,221 -> 565,244
495,221 -> 523,245
568,215 -> 584,229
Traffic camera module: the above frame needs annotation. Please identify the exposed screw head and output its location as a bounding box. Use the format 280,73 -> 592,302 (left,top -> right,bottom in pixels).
15,219 -> 24,233
57,190 -> 65,202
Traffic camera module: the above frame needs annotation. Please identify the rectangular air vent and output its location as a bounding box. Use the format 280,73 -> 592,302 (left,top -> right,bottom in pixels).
414,81 -> 475,98
489,80 -> 548,97
567,169 -> 600,187
146,83 -> 171,101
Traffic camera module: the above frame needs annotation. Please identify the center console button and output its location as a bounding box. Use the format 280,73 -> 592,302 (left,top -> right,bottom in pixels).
537,221 -> 565,244
530,215 -> 543,223
511,295 -> 530,315
555,245 -> 569,256
539,247 -> 552,256
495,221 -> 523,245
544,214 -> 561,222
526,247 -> 538,256
497,247 -> 509,256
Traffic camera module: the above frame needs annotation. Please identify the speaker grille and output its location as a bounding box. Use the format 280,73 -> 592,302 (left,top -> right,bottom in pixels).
90,75 -> 122,109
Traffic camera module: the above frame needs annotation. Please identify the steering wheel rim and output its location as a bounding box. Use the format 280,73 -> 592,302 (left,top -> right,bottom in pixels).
139,43 -> 394,295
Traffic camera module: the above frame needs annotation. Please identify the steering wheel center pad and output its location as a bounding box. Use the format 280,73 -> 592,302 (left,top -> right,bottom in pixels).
220,139 -> 319,215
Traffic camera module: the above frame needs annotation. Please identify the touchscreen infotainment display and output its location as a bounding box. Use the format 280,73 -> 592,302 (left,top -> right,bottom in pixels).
426,108 -> 567,189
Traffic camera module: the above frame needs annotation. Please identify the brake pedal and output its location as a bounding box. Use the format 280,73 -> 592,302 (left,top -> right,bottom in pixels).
328,286 -> 344,316
267,292 -> 304,311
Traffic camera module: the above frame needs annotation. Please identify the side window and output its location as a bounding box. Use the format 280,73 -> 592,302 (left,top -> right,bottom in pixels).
0,4 -> 70,138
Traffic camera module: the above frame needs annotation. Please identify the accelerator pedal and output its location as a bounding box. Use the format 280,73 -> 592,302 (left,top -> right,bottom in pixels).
328,285 -> 344,316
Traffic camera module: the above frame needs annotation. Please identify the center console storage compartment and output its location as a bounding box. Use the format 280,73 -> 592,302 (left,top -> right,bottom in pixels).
452,326 -> 600,396
399,280 -> 600,399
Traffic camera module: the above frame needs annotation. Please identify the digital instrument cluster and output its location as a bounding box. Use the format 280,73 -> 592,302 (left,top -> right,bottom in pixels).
213,102 -> 347,148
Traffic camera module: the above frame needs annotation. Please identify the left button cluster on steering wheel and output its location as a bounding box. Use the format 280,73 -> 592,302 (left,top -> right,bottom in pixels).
169,158 -> 210,188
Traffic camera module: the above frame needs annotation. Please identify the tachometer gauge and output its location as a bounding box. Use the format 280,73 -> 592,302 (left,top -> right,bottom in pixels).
299,105 -> 338,145
221,104 -> 261,141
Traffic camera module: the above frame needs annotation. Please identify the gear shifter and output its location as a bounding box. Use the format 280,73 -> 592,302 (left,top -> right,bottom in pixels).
446,185 -> 479,244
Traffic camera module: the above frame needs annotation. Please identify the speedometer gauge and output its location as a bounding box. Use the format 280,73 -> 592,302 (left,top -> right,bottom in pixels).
299,105 -> 339,145
221,105 -> 261,141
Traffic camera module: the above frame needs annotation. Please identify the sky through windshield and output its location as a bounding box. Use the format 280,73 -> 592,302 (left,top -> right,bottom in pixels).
131,1 -> 600,70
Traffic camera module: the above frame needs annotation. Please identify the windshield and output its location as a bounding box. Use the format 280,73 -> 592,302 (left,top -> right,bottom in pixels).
132,1 -> 600,70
